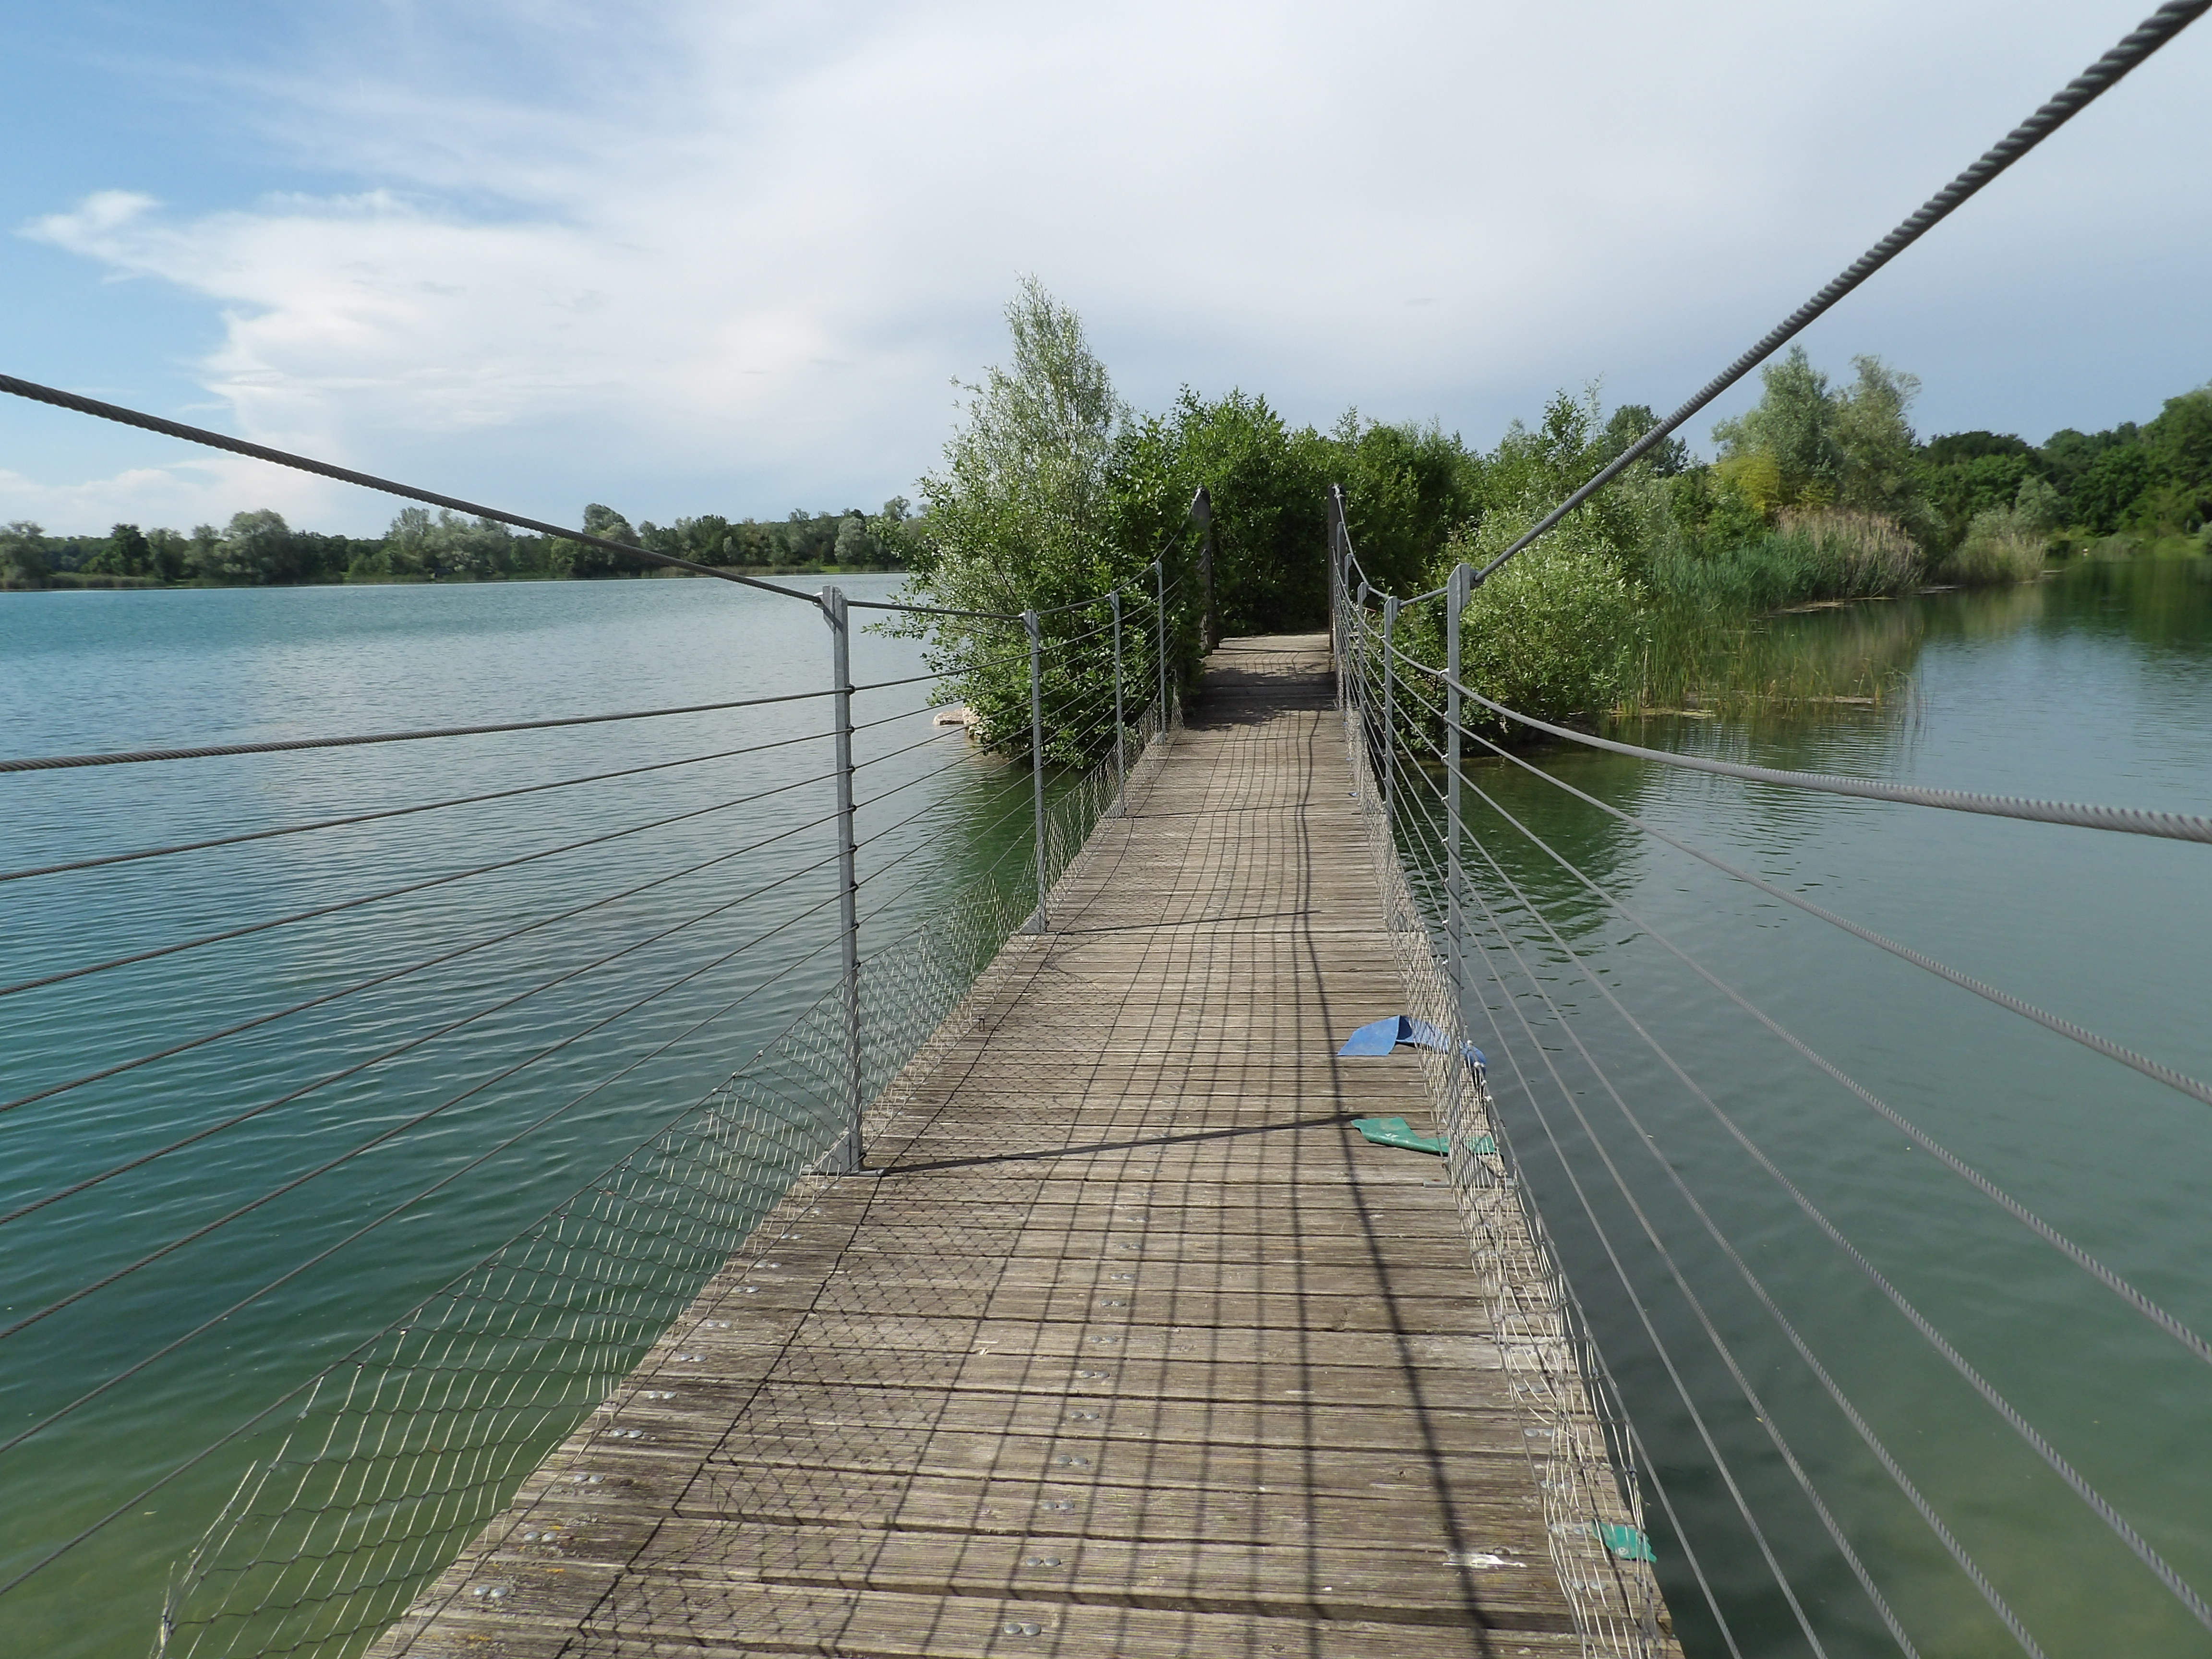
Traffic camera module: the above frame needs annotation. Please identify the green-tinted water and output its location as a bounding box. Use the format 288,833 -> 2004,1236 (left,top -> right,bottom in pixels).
4,561 -> 2207,1656
1455,557 -> 2212,1654
0,577 -> 1057,1657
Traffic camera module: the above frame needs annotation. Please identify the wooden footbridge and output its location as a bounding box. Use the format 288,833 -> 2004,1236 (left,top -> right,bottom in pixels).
371,636 -> 1675,1658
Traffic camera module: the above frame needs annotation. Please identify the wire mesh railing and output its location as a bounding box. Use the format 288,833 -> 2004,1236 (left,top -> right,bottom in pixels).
1333,490 -> 2212,1655
0,553 -> 1193,1659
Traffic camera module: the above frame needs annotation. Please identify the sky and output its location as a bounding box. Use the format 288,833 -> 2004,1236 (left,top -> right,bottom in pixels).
1,0 -> 2206,538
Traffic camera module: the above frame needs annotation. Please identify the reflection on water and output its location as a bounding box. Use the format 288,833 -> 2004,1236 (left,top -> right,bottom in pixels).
1458,556 -> 2212,1655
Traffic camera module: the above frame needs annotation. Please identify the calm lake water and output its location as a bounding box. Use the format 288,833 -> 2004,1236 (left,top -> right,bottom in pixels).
0,575 -> 1052,1658
3,560 -> 2208,1657
1461,556 -> 2212,1656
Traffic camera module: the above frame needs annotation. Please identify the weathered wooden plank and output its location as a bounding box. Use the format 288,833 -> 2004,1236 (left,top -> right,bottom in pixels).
374,636 -> 1670,1658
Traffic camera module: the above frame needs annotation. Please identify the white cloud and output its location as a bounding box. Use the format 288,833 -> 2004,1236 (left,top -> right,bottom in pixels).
12,0 -> 2210,534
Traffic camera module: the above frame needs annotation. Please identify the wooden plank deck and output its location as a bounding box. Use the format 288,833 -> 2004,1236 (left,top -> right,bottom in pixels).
373,635 -> 1667,1658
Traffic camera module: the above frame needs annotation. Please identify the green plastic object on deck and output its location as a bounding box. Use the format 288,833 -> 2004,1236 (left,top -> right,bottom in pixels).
1349,1117 -> 1497,1158
1595,1522 -> 1656,1563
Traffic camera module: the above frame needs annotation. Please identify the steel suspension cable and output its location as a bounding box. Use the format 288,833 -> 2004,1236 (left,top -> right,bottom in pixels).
1355,603 -> 2212,1368
0,372 -> 824,602
0,832 -> 843,1349
1353,615 -> 2025,1640
0,791 -> 851,1123
1430,673 -> 2212,1105
1449,673 -> 2212,845
0,686 -> 838,775
0,875 -> 854,1474
1372,625 -> 2212,1102
0,816 -> 847,1215
1469,0 -> 2212,585
1445,768 -> 2046,1653
1348,645 -> 2212,1632
1446,714 -> 2212,1372
0,764 -> 839,1000
1436,754 -> 2030,1653
1424,807 -> 1833,1654
1618,1413 -> 1747,1659
1444,813 -> 1905,1657
0,725 -> 835,885
0,906 -> 860,1598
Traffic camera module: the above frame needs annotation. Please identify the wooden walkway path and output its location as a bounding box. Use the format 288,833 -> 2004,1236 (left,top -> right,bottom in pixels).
376,636 -> 1665,1658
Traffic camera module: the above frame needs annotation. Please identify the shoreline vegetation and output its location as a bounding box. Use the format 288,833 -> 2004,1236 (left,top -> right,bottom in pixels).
10,282 -> 2207,741
0,501 -> 915,593
890,282 -> 2211,746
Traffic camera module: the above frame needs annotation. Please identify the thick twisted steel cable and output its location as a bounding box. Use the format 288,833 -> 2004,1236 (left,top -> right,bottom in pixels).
851,705 -> 944,738
1418,777 -> 1834,1654
1451,672 -> 2212,844
0,764 -> 839,999
1358,618 -> 2056,1647
845,596 -> 1021,622
854,791 -> 1039,895
0,831 -> 843,1328
0,726 -> 833,885
847,646 -> 1034,696
847,723 -> 973,779
0,371 -> 824,603
854,751 -> 1025,824
852,731 -> 1117,850
1437,756 -> 2028,1654
1444,712 -> 2212,1372
1347,606 -> 2212,1095
1438,788 -> 1906,1657
1425,680 -> 2212,1105
1346,622 -> 2212,1629
1446,763 -> 2050,1652
0,905 -> 857,1594
1618,1414 -> 1746,1659
1469,0 -> 2211,585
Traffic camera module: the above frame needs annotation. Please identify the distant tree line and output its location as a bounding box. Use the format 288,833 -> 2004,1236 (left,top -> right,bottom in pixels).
0,501 -> 912,590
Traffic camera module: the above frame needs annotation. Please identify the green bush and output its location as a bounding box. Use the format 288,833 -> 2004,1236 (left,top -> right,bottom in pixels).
1945,508 -> 2049,584
1450,512 -> 1647,732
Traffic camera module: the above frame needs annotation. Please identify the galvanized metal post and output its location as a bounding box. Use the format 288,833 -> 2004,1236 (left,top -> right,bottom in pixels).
1154,559 -> 1169,739
1023,610 -> 1048,934
1328,486 -> 1345,702
1193,486 -> 1214,654
1446,563 -> 1469,1019
822,586 -> 863,1174
1109,588 -> 1126,815
1381,593 -> 1399,831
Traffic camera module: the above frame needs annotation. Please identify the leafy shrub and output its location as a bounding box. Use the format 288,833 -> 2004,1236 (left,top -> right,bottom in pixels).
1450,512 -> 1647,731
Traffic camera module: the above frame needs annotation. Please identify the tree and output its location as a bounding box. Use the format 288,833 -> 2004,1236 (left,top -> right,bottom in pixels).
85,523 -> 151,577
1,520 -> 49,586
187,509 -> 299,584
144,529 -> 188,582
1600,403 -> 1690,477
1333,414 -> 1485,603
1714,347 -> 1843,508
904,278 -> 1165,762
909,275 -> 1129,613
2072,445 -> 2159,535
1833,355 -> 1924,528
831,513 -> 875,565
551,504 -> 643,578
